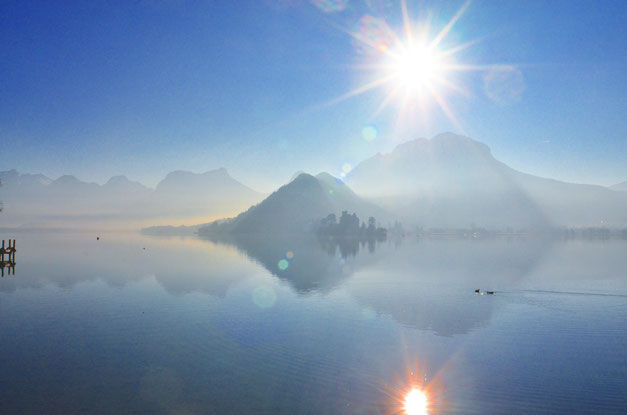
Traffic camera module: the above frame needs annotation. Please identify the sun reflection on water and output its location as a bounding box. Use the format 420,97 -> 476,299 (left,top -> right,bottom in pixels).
379,362 -> 446,415
404,389 -> 428,415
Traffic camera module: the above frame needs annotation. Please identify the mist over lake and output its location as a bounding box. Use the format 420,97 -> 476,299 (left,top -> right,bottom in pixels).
1,233 -> 625,414
2,0 -> 626,413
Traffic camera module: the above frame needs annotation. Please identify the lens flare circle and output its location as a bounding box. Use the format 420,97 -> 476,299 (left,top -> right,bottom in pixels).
252,286 -> 277,309
278,259 -> 289,270
311,0 -> 349,14
404,388 -> 428,415
362,125 -> 378,141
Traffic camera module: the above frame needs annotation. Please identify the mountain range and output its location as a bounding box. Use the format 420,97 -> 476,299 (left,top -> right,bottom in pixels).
198,172 -> 387,235
0,168 -> 263,228
2,133 -> 626,230
346,133 -> 627,228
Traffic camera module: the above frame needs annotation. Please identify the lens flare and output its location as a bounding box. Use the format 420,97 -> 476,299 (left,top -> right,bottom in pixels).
483,65 -> 526,105
362,125 -> 378,141
278,259 -> 289,270
252,286 -> 277,309
322,0 -> 487,130
311,0 -> 349,14
404,389 -> 428,415
354,15 -> 396,54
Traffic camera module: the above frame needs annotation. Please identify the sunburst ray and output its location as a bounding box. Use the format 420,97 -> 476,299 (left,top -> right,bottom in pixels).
318,0 -> 485,132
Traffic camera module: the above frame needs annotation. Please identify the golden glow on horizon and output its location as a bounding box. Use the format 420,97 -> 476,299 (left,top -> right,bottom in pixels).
404,389 -> 429,415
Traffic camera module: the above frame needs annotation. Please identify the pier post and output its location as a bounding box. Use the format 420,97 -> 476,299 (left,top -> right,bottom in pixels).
1,240 -> 16,275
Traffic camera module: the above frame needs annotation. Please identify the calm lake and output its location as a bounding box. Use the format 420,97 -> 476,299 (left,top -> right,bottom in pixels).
0,233 -> 625,414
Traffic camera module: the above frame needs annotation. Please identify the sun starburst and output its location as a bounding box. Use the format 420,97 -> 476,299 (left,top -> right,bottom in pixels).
328,0 -> 478,130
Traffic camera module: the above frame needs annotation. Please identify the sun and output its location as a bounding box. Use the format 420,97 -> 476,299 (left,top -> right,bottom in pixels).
390,43 -> 441,93
404,388 -> 429,415
325,0 -> 478,129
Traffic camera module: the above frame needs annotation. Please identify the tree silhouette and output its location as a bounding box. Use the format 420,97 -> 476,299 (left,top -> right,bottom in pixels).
317,211 -> 388,257
317,211 -> 387,240
367,216 -> 376,234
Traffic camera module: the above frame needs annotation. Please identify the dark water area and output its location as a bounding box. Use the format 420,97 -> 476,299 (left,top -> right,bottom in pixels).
0,233 -> 625,414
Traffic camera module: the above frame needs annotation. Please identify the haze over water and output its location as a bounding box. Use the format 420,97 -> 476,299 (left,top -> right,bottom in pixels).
1,233 -> 625,414
2,1 -> 626,413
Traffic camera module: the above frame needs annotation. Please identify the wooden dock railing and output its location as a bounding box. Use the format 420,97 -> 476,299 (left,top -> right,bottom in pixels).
1,239 -> 16,277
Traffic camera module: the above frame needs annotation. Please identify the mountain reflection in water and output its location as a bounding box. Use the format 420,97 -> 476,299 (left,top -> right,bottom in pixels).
201,233 -> 555,336
0,233 -> 625,414
201,233 -> 391,293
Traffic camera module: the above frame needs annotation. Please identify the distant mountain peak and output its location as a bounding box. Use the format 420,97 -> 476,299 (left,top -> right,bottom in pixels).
315,172 -> 346,187
290,172 -> 320,187
433,132 -> 491,153
203,167 -> 229,177
1,169 -> 52,185
315,172 -> 338,181
162,167 -> 231,181
0,169 -> 19,177
290,170 -> 307,182
200,171 -> 387,235
54,175 -> 81,184
345,132 -> 627,227
391,133 -> 492,158
162,170 -> 193,180
103,175 -> 150,193
610,181 -> 627,191
105,175 -> 130,185
393,137 -> 428,152
432,131 -> 472,142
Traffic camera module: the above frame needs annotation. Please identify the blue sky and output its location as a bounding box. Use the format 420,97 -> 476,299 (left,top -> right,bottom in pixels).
1,0 -> 625,190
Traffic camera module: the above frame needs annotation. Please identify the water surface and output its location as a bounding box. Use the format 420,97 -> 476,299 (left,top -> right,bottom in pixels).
0,233 -> 625,414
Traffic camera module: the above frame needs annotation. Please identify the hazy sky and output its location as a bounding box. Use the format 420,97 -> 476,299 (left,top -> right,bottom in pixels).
1,0 -> 625,191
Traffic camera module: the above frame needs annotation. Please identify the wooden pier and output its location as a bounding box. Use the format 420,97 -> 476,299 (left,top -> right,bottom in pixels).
1,239 -> 16,277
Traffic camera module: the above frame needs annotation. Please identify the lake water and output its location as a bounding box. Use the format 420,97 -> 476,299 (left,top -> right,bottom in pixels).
0,233 -> 625,414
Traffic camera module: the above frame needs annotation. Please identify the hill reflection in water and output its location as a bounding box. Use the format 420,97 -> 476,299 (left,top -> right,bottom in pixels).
4,233 -> 625,338
200,233 -> 557,336
201,233 -> 388,294
0,233 -> 626,414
